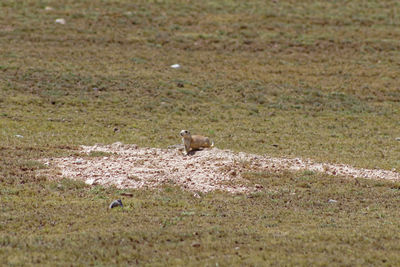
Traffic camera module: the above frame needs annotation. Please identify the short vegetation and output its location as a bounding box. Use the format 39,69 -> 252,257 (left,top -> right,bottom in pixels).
0,0 -> 399,265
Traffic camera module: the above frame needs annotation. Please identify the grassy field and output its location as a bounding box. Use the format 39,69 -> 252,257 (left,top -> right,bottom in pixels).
1,0 -> 400,265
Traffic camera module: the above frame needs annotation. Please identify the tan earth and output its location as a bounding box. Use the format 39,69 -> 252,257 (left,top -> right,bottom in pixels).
40,142 -> 400,194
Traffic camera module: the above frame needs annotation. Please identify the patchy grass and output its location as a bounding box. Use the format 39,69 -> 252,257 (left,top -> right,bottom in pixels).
0,0 -> 400,265
87,150 -> 115,158
1,172 -> 400,265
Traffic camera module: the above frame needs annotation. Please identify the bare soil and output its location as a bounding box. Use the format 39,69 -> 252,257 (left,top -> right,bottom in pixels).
41,142 -> 400,193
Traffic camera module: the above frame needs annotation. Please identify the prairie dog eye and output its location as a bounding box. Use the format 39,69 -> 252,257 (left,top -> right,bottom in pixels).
180,130 -> 190,136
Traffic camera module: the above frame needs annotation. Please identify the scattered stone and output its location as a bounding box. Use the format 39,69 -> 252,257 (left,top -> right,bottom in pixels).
15,135 -> 24,138
255,184 -> 263,189
328,199 -> 338,203
85,178 -> 99,185
170,64 -> 180,69
38,144 -> 400,194
191,242 -> 201,248
55,18 -> 66,25
111,142 -> 124,149
44,6 -> 54,11
167,144 -> 184,150
396,137 -> 400,141
109,199 -> 123,209
120,192 -> 134,197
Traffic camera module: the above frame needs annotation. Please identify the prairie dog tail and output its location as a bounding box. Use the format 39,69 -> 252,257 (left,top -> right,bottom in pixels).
210,141 -> 214,147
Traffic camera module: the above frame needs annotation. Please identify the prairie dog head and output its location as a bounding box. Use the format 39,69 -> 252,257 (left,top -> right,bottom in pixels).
180,129 -> 191,138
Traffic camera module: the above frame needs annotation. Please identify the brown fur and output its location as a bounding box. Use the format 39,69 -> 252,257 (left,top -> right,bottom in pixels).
180,130 -> 214,155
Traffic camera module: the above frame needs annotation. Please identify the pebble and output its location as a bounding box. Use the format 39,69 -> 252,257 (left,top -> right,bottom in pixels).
55,18 -> 66,25
109,199 -> 123,209
120,192 -> 134,197
170,64 -> 181,69
328,199 -> 338,203
85,178 -> 98,185
15,135 -> 24,138
395,137 -> 400,141
191,242 -> 201,248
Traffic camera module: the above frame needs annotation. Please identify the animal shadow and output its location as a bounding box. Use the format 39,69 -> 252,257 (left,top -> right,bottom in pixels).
187,148 -> 205,155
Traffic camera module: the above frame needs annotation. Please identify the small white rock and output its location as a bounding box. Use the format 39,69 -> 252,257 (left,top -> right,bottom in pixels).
170,64 -> 181,69
55,18 -> 66,25
85,178 -> 97,185
328,199 -> 338,203
395,137 -> 400,141
15,134 -> 24,138
112,142 -> 123,148
44,6 -> 54,11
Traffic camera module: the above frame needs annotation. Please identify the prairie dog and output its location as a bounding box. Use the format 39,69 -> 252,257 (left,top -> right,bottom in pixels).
180,130 -> 214,155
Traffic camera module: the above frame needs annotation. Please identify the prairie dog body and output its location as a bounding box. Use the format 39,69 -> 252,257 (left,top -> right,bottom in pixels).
180,130 -> 214,155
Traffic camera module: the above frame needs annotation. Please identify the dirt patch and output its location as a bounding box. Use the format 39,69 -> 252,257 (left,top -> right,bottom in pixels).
40,142 -> 400,193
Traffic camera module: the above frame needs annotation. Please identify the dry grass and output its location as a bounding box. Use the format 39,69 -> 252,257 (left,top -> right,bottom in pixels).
1,0 -> 400,265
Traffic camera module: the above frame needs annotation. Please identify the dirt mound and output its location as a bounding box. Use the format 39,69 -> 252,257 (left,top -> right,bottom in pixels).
41,142 -> 400,193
